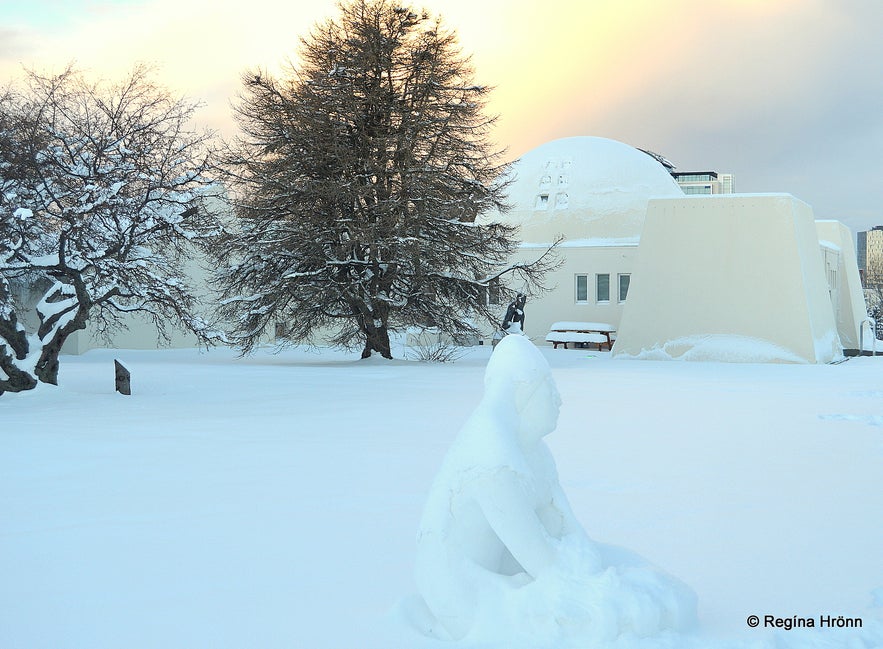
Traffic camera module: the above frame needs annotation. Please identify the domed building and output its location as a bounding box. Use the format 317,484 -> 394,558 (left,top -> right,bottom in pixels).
487,136 -> 867,363
483,136 -> 684,341
499,135 -> 683,243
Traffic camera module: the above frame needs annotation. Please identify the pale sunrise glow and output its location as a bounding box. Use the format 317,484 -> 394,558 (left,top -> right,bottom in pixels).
2,0 -> 883,229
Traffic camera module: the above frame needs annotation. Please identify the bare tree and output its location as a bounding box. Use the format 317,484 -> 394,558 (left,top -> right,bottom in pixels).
0,66 -> 223,395
212,0 -> 557,359
863,282 -> 883,339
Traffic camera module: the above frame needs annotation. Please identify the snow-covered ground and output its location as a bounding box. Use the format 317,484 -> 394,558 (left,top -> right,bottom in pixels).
1,342 -> 881,648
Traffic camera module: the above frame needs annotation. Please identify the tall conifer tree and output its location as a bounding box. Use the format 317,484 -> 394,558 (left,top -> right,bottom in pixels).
214,0 -> 556,358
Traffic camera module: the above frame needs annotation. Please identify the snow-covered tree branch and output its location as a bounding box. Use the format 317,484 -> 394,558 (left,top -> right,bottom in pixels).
0,66 -> 223,395
211,0 -> 558,359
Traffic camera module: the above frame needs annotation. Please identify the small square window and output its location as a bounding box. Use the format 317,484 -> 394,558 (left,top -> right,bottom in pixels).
535,194 -> 549,210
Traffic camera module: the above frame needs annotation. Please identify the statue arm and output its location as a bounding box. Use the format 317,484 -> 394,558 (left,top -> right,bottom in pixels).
475,469 -> 557,578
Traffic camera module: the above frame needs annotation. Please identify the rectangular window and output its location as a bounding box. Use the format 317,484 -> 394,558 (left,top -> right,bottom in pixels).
596,273 -> 610,303
575,274 -> 588,302
618,274 -> 630,302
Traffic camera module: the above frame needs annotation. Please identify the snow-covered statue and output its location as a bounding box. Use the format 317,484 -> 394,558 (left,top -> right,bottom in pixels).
501,293 -> 526,334
410,334 -> 696,644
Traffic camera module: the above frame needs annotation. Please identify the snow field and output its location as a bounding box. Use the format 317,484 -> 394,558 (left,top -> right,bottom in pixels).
1,344 -> 881,648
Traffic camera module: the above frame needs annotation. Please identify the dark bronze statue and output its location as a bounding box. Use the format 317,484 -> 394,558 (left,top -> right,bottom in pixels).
501,293 -> 526,334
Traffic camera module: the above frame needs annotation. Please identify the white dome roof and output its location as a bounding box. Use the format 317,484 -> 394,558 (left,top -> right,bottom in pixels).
496,136 -> 684,243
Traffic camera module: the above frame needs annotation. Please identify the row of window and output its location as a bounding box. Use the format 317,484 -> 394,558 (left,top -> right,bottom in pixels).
576,273 -> 629,304
539,174 -> 569,189
681,185 -> 713,195
483,273 -> 630,307
673,173 -> 716,182
535,193 -> 569,210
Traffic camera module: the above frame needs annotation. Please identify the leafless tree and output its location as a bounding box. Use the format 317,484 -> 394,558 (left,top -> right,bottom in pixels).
0,66 -> 223,395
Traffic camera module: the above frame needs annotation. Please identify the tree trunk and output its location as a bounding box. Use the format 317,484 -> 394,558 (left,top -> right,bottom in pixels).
361,324 -> 392,359
33,337 -> 64,385
0,348 -> 38,394
0,313 -> 30,360
33,321 -> 84,385
33,302 -> 89,386
0,313 -> 38,394
0,284 -> 88,392
352,299 -> 393,360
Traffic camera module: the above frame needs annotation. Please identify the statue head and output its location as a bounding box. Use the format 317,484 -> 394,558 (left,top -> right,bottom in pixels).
484,335 -> 561,443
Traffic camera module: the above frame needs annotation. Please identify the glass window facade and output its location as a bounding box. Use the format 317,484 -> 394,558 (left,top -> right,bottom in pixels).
681,185 -> 712,195
674,173 -> 716,182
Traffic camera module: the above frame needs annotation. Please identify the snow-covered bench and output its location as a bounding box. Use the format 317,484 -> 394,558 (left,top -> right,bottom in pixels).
545,321 -> 615,350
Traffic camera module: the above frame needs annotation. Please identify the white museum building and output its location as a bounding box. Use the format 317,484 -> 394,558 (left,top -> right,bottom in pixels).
486,136 -> 868,363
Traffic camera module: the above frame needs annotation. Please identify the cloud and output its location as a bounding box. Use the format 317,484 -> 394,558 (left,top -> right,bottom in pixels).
0,28 -> 36,65
2,0 -> 882,230
519,0 -> 883,228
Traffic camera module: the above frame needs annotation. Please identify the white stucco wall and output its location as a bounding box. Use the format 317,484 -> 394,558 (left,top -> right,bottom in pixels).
505,243 -> 638,341
612,194 -> 842,363
815,219 -> 868,351
62,311 -> 203,354
61,244 -> 213,355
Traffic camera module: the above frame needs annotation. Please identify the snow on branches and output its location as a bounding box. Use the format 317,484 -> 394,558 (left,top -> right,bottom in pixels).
212,0 -> 557,359
0,65 -> 223,394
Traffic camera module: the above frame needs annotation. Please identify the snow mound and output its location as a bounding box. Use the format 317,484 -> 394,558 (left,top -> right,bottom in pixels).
408,334 -> 696,645
615,334 -> 812,364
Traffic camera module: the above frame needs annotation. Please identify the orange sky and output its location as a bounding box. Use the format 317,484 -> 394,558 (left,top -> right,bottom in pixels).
3,0 -> 883,230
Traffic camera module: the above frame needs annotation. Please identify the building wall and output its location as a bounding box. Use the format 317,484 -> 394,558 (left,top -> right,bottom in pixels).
63,311 -> 202,354
612,194 -> 842,363
856,227 -> 883,287
672,172 -> 735,195
62,242 -> 213,355
815,220 -> 869,351
505,243 -> 638,341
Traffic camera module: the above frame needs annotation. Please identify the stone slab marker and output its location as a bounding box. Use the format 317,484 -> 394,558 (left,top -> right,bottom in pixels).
114,359 -> 131,395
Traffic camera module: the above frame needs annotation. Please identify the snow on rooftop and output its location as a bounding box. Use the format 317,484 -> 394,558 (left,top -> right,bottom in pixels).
486,136 -> 684,243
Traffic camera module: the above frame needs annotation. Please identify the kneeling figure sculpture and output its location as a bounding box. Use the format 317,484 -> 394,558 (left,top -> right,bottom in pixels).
413,334 -> 696,643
